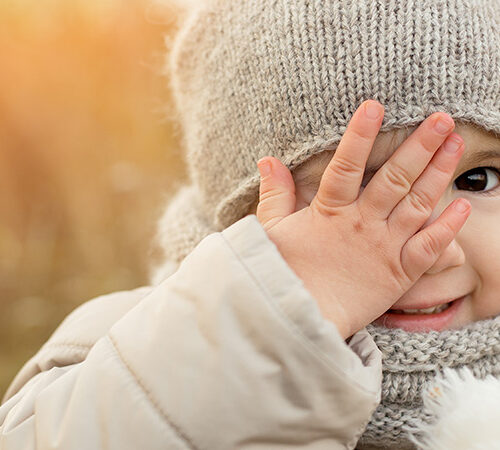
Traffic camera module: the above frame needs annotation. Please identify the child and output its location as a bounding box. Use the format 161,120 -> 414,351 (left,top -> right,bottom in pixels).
1,0 -> 500,449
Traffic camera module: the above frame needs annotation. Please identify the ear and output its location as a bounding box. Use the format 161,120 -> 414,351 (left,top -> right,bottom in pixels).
407,367 -> 500,450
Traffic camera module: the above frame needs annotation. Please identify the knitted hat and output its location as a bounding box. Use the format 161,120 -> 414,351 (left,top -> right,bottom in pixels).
153,0 -> 500,280
152,0 -> 500,447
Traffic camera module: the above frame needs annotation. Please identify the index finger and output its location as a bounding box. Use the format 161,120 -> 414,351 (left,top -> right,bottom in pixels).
313,99 -> 384,213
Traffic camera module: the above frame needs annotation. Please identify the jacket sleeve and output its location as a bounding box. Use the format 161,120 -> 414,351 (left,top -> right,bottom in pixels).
0,215 -> 382,450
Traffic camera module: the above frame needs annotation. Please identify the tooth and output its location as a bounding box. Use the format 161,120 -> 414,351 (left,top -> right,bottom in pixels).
419,306 -> 439,314
390,303 -> 450,315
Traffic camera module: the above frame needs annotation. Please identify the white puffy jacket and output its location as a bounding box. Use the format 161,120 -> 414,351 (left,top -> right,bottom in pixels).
1,215 -> 499,450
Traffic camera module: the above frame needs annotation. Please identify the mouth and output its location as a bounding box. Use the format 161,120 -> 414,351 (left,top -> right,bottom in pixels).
373,296 -> 466,332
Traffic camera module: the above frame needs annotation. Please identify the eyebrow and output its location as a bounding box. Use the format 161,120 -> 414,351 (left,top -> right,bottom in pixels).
363,147 -> 500,178
300,147 -> 500,187
459,148 -> 500,167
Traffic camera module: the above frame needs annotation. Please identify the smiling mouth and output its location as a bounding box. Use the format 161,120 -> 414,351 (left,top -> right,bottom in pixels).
387,294 -> 468,315
388,302 -> 452,315
374,296 -> 467,332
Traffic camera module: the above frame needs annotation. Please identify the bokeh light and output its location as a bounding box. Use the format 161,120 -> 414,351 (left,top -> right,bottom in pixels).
0,0 -> 187,396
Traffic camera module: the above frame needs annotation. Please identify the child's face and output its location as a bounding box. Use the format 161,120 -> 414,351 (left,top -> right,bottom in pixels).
255,123 -> 500,330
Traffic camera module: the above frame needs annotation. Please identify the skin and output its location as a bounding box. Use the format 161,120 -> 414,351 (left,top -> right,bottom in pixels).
249,100 -> 500,338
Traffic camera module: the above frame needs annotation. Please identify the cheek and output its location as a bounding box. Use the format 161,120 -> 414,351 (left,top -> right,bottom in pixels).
460,210 -> 500,317
461,204 -> 500,265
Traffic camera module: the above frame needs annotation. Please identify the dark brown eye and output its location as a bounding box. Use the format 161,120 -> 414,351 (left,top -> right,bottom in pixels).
453,167 -> 500,193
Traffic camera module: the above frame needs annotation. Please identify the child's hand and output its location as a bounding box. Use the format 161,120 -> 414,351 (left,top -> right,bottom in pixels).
256,100 -> 470,339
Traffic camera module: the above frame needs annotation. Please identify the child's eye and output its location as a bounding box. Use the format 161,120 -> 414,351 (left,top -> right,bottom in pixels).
453,166 -> 500,195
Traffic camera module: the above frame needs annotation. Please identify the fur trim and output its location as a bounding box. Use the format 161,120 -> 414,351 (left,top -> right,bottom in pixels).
408,367 -> 500,450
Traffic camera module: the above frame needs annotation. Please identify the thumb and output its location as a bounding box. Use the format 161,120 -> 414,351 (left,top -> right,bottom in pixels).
256,156 -> 296,231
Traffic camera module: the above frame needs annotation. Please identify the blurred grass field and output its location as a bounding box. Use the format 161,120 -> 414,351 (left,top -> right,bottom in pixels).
0,0 -> 186,397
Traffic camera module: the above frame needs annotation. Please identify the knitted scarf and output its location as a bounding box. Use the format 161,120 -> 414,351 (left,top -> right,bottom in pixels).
358,317 -> 500,449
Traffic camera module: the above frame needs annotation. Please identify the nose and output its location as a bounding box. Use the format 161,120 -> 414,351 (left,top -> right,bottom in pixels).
424,239 -> 465,274
420,205 -> 466,275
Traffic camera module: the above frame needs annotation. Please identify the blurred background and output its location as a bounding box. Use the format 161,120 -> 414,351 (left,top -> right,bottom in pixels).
0,0 -> 188,397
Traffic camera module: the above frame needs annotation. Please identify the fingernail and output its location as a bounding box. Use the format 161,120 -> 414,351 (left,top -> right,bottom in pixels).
434,115 -> 454,134
365,101 -> 382,119
444,135 -> 463,153
257,158 -> 272,177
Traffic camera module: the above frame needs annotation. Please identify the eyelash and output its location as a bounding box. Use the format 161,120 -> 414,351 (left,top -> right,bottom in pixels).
453,164 -> 500,197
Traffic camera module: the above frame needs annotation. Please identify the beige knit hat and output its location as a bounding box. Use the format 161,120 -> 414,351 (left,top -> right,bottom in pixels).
152,2 -> 500,446
152,0 -> 500,283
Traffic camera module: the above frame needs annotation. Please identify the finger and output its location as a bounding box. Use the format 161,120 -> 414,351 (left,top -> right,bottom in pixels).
312,99 -> 384,213
388,133 -> 465,240
359,112 -> 455,220
400,198 -> 471,283
256,157 -> 296,231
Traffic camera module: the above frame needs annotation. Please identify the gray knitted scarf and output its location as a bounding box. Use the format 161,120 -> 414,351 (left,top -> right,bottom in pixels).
359,317 -> 500,449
